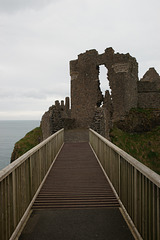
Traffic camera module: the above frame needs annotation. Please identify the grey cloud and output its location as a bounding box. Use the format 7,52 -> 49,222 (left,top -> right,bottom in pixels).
0,88 -> 45,100
21,87 -> 68,100
0,0 -> 56,13
0,84 -> 69,100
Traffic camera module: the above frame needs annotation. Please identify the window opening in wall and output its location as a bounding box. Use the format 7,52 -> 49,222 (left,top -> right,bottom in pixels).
99,65 -> 111,96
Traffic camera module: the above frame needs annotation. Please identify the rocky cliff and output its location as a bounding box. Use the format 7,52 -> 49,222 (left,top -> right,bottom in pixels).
11,127 -> 42,162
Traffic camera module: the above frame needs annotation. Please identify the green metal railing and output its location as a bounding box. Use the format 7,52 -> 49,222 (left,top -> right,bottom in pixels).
89,128 -> 160,240
0,129 -> 64,240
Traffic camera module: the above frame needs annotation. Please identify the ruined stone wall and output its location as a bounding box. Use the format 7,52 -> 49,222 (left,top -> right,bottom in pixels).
70,50 -> 103,128
104,49 -> 138,121
41,97 -> 71,139
138,68 -> 160,108
103,90 -> 113,138
90,108 -> 106,137
90,90 -> 113,138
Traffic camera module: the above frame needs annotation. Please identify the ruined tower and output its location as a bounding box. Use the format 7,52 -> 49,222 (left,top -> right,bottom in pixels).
70,47 -> 138,128
70,50 -> 103,128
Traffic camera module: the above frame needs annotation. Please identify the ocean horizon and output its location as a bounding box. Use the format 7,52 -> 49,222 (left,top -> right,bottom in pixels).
0,120 -> 40,171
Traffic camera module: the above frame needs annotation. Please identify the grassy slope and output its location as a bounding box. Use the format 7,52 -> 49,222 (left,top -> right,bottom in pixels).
110,126 -> 160,175
11,127 -> 42,162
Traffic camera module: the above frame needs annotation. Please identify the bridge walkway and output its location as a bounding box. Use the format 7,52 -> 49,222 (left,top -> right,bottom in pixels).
19,142 -> 135,240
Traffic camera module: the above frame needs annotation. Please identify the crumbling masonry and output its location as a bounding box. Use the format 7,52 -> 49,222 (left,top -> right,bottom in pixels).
41,47 -> 160,139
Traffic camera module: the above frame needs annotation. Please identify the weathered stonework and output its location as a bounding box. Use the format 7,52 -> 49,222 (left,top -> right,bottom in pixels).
140,67 -> 160,83
104,49 -> 138,121
41,97 -> 71,139
70,48 -> 138,128
70,49 -> 103,128
41,47 -> 160,140
138,68 -> 160,108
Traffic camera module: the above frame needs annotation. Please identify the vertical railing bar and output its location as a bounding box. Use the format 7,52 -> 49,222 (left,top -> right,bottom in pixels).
6,176 -> 9,240
3,179 -> 6,240
118,154 -> 121,196
142,175 -> 145,239
109,146 -> 111,180
12,171 -> 17,231
152,184 -> 155,240
125,160 -> 128,210
29,156 -> 33,199
145,178 -> 148,240
1,180 -> 4,240
131,166 -> 133,220
127,161 -> 129,210
139,172 -> 142,235
157,187 -> 160,240
0,182 -> 3,240
148,180 -> 151,240
128,163 -> 131,215
3,179 -> 5,240
137,171 -> 141,234
18,166 -> 21,222
134,168 -> 137,227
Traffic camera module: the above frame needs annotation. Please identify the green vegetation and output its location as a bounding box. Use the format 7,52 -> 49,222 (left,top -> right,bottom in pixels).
11,127 -> 42,162
110,126 -> 160,175
130,107 -> 154,114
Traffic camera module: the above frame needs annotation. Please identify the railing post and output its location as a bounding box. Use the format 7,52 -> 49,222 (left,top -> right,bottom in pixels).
12,171 -> 17,230
29,156 -> 33,200
134,168 -> 137,227
118,155 -> 121,196
157,188 -> 160,240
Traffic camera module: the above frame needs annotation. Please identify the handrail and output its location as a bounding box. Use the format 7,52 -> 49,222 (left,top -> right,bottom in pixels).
89,128 -> 160,240
0,129 -> 64,240
89,129 -> 160,187
0,129 -> 64,181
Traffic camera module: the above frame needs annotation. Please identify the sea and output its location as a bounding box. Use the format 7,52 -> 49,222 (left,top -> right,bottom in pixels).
0,120 -> 40,171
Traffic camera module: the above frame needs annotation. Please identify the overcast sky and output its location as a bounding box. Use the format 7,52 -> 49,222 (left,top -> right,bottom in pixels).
0,0 -> 160,120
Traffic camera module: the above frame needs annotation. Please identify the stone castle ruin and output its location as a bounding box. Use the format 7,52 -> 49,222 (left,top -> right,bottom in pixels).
41,47 -> 160,139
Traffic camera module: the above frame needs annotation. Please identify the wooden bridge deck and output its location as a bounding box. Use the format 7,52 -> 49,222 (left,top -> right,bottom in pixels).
19,142 -> 134,240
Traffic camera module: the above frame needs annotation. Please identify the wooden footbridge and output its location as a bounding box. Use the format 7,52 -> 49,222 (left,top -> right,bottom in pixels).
0,129 -> 160,240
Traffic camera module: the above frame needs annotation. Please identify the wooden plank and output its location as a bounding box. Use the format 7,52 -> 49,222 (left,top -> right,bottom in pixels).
32,143 -> 120,210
